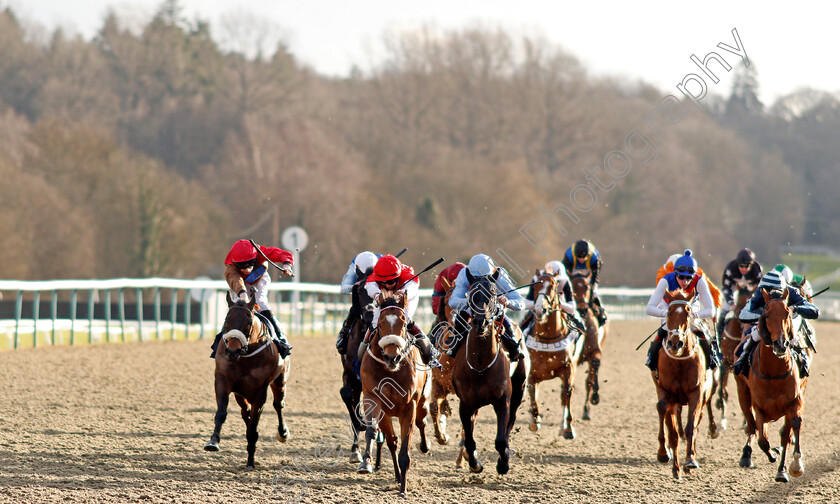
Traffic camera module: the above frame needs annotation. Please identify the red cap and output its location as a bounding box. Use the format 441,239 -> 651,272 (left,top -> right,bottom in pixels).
225,240 -> 257,264
370,254 -> 401,282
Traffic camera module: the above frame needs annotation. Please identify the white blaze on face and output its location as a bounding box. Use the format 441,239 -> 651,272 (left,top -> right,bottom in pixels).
385,314 -> 398,329
535,283 -> 548,315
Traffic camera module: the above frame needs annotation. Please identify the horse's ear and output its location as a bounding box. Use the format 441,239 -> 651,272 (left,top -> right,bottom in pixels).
782,288 -> 790,303
535,268 -> 541,277
465,269 -> 475,285
492,269 -> 500,282
664,290 -> 674,303
226,291 -> 234,307
761,289 -> 771,303
247,297 -> 256,311
397,292 -> 407,308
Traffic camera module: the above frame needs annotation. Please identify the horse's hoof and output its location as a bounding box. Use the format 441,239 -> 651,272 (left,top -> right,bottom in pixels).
590,392 -> 600,405
790,453 -> 804,477
276,428 -> 289,443
470,461 -> 484,474
739,457 -> 754,469
684,459 -> 700,469
529,422 -> 539,432
582,409 -> 591,421
435,433 -> 449,445
357,460 -> 373,474
350,450 -> 363,464
399,491 -> 407,498
709,427 -> 720,440
776,471 -> 790,483
715,397 -> 724,409
720,418 -> 728,431
496,457 -> 510,475
562,428 -> 576,440
416,441 -> 429,454
204,441 -> 219,452
245,463 -> 256,471
657,453 -> 671,464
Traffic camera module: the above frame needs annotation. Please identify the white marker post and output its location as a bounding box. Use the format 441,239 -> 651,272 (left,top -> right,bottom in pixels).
281,226 -> 308,334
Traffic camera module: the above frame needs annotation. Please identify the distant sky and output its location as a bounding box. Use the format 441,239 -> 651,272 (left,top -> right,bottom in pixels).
7,0 -> 839,105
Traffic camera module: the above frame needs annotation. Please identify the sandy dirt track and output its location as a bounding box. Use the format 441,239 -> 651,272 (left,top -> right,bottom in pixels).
1,320 -> 839,503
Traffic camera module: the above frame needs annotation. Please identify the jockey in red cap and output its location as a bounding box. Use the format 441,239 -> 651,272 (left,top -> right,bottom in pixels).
357,254 -> 440,368
210,239 -> 294,359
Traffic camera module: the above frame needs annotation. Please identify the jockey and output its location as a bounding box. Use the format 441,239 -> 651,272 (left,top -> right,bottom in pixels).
432,262 -> 467,317
644,250 -> 721,372
358,254 -> 440,367
336,251 -> 380,354
446,254 -> 525,362
734,270 -> 819,377
562,240 -> 607,326
716,248 -> 763,338
520,260 -> 586,337
210,239 -> 294,359
773,264 -> 813,298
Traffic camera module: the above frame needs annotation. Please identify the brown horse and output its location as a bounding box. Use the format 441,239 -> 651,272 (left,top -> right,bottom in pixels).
357,292 -> 430,497
205,295 -> 290,469
429,275 -> 457,445
526,271 -> 582,439
451,271 -> 529,475
735,290 -> 808,482
654,290 -> 718,480
570,273 -> 608,420
716,289 -> 750,431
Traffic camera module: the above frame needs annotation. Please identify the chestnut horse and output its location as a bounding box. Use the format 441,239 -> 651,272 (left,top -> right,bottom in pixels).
358,292 -> 431,497
570,274 -> 608,420
205,295 -> 290,469
526,271 -> 583,439
716,289 -> 750,430
451,271 -> 529,475
654,290 -> 718,480
429,275 -> 457,445
339,281 -> 375,463
735,290 -> 808,482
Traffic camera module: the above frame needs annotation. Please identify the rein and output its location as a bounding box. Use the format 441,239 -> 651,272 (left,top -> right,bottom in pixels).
366,305 -> 413,368
224,306 -> 271,357
466,320 -> 501,373
662,300 -> 698,360
749,344 -> 792,380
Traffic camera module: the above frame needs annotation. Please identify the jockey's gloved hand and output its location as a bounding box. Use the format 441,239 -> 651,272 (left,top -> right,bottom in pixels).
280,262 -> 294,277
498,295 -> 509,307
238,290 -> 249,303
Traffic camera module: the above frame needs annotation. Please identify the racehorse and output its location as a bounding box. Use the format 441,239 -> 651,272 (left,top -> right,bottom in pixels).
204,295 -> 291,469
654,290 -> 718,480
357,292 -> 431,497
526,271 -> 582,439
429,275 -> 457,445
716,289 -> 750,430
339,281 -> 375,463
451,270 -> 529,475
735,289 -> 808,482
570,273 -> 608,420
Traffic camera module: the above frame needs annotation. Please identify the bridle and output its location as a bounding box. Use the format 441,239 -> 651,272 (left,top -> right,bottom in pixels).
367,304 -> 412,369
663,300 -> 698,360
223,305 -> 270,358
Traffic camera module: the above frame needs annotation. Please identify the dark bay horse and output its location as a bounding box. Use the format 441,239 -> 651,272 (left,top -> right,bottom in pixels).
430,275 -> 457,445
205,295 -> 290,469
716,289 -> 749,431
570,273 -> 608,420
339,281 -> 375,463
735,290 -> 808,482
526,271 -> 582,439
451,271 -> 529,475
654,290 -> 718,480
358,292 -> 431,497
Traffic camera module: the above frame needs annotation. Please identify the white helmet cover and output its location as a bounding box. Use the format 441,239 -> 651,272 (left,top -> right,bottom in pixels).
544,260 -> 563,275
354,251 -> 378,275
468,254 -> 496,276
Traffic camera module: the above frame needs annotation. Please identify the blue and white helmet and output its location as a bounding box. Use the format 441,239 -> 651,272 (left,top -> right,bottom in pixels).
673,249 -> 698,275
468,254 -> 496,277
354,251 -> 378,276
758,270 -> 786,292
544,260 -> 563,276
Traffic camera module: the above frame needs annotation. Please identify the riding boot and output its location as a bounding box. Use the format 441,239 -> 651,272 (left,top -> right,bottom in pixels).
716,309 -> 729,340
260,309 -> 292,359
407,321 -> 441,368
445,310 -> 470,357
500,316 -> 523,362
592,296 -> 607,326
519,311 -> 534,331
698,336 -> 719,370
210,331 -> 223,358
569,312 -> 587,336
733,338 -> 757,376
645,338 -> 663,372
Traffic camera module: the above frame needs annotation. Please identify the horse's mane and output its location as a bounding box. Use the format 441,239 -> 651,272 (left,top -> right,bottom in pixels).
379,296 -> 404,309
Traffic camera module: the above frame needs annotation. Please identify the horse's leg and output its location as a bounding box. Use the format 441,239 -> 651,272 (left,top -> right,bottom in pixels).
244,388 -> 268,469
755,411 -> 778,463
416,383 -> 430,454
340,373 -> 364,463
736,378 -> 756,468
789,414 -> 804,478
357,416 -> 376,474
656,394 -> 670,463
677,405 -> 685,441
398,406 -> 417,496
666,403 -> 681,480
588,355 -> 601,406
270,374 -> 289,442
235,394 -> 250,426
509,359 -> 528,436
379,416 -> 400,483
560,364 -> 575,440
430,378 -> 450,445
528,374 -> 541,432
683,391 -> 702,471
204,375 -> 231,452
492,396 -> 512,475
775,416 -> 792,482
460,405 -> 482,473
717,365 -> 729,431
